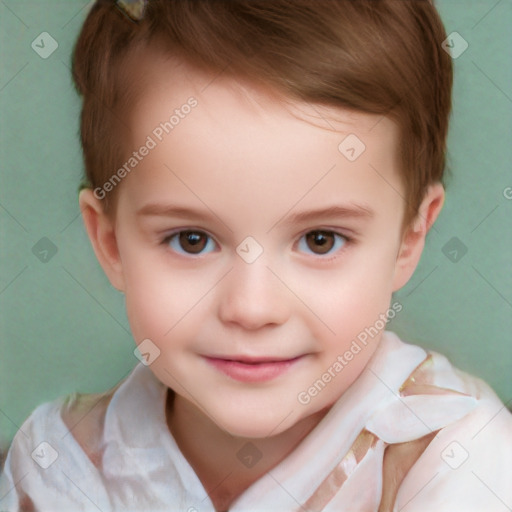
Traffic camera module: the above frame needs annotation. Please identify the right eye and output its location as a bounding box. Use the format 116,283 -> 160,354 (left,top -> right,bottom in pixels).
163,230 -> 217,256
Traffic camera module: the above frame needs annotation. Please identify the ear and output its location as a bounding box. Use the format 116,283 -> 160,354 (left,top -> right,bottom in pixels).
79,189 -> 125,292
392,183 -> 445,291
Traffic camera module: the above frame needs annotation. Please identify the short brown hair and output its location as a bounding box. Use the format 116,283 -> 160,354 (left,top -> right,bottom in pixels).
73,0 -> 452,227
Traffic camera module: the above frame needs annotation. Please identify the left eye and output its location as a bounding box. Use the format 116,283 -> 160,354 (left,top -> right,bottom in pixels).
297,230 -> 347,256
165,230 -> 216,255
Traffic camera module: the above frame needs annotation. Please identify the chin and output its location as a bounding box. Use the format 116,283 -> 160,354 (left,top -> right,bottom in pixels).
213,406 -> 303,439
222,421 -> 283,439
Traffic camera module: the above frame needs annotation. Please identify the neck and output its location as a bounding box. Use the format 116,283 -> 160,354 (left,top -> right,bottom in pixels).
166,390 -> 329,511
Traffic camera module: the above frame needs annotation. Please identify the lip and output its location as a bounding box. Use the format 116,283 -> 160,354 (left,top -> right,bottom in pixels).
203,355 -> 304,383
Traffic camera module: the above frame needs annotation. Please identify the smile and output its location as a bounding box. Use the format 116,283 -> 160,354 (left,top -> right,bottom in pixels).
203,355 -> 304,382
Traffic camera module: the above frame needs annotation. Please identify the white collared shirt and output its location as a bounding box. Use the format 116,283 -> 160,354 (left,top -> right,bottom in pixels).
1,331 -> 511,511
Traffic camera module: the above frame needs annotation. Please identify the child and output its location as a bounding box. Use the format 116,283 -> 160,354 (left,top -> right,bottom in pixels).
1,0 -> 511,510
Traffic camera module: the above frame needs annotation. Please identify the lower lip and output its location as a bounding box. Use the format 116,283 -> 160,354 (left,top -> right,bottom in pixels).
204,356 -> 303,383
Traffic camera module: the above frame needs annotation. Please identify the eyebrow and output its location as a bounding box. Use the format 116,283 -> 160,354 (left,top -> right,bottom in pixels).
136,202 -> 375,228
292,204 -> 374,221
274,204 -> 375,229
136,203 -> 212,219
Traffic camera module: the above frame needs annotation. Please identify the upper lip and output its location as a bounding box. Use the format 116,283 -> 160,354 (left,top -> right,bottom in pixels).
204,354 -> 304,364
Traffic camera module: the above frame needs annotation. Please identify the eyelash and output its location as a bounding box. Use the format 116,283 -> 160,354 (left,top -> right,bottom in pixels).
160,228 -> 353,260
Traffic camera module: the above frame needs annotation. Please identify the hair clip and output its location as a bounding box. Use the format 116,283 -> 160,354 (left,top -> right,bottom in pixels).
116,0 -> 147,22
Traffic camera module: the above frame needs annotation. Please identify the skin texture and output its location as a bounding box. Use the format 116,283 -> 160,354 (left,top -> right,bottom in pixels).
79,56 -> 444,510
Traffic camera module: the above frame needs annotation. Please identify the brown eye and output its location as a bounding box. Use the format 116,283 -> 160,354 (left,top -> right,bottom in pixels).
179,231 -> 208,254
165,230 -> 215,255
305,231 -> 335,254
299,230 -> 348,256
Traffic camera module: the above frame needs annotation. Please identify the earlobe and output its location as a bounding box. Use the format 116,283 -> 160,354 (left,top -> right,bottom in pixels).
78,189 -> 125,292
392,183 -> 445,291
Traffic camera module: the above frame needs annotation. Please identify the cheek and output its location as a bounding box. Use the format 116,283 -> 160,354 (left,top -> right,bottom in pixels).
119,244 -> 175,342
124,279 -> 170,345
121,251 -> 214,345
297,250 -> 396,331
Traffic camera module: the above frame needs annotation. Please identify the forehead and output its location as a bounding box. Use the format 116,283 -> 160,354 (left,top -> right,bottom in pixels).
120,52 -> 403,227
128,52 -> 397,143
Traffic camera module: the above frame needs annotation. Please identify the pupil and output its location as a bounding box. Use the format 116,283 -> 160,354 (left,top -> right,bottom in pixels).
315,233 -> 326,245
180,231 -> 206,253
307,231 -> 334,254
187,233 -> 201,244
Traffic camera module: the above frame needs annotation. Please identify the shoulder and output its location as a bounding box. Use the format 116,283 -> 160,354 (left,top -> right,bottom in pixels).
4,384 -> 118,469
0,384 -> 120,511
395,395 -> 512,511
0,398 -> 66,511
2,398 -> 66,468
392,345 -> 512,511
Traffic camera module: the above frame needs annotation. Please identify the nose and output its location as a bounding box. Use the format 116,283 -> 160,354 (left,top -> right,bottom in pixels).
217,258 -> 290,330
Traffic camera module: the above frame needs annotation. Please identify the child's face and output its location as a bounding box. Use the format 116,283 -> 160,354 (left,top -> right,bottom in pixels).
83,57 -> 434,438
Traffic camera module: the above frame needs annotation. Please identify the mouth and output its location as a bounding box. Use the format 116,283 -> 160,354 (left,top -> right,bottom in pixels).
203,354 -> 305,382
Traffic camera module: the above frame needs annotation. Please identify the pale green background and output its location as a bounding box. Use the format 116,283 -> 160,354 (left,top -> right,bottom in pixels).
1,0 -> 511,456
